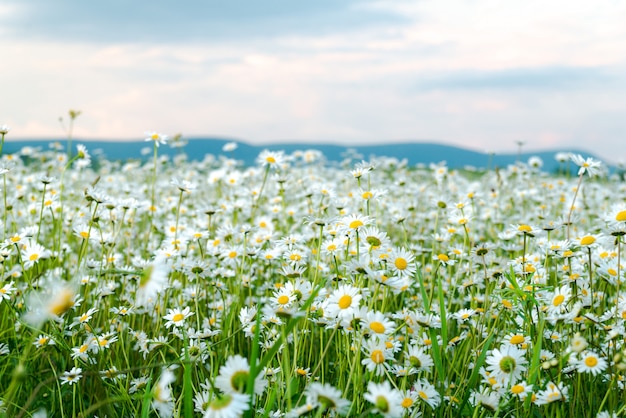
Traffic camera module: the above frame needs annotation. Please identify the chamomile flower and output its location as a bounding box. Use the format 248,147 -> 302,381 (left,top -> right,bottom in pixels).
361,338 -> 392,376
215,354 -> 267,395
576,351 -> 608,376
485,345 -> 527,385
144,131 -> 168,147
305,382 -> 350,415
388,247 -> 416,278
326,284 -> 362,321
571,154 -> 603,177
413,379 -> 441,408
163,306 -> 194,328
534,381 -> 568,405
60,367 -> 82,385
203,392 -> 250,418
361,310 -> 395,337
364,380 -> 404,418
152,368 -> 175,417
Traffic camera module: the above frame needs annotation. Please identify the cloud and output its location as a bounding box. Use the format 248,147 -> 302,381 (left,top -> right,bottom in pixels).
1,0 -> 409,43
417,66 -> 618,91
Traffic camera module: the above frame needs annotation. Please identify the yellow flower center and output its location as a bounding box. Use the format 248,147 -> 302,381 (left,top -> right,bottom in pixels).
266,156 -> 276,164
510,335 -> 525,345
518,224 -> 532,232
418,391 -> 428,400
608,268 -> 617,276
228,251 -> 237,258
553,294 -> 565,306
369,321 -> 385,334
29,253 -> 39,261
580,236 -> 595,246
338,295 -> 352,309
616,210 -> 626,222
401,397 -> 413,408
277,295 -> 290,305
585,356 -> 598,367
437,254 -> 449,262
370,349 -> 385,364
511,384 -> 524,394
172,313 -> 185,322
349,220 -> 363,229
395,257 -> 408,270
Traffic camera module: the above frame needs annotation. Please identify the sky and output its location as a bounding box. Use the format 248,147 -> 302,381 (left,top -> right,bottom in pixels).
1,0 -> 626,163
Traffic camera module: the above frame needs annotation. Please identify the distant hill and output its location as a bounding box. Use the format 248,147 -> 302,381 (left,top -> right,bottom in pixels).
2,138 -> 605,173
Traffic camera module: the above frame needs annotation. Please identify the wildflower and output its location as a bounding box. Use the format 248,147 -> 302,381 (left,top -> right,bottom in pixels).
163,306 -> 194,328
203,392 -> 250,418
361,310 -> 395,337
144,131 -> 168,147
24,281 -> 79,327
21,240 -> 51,270
571,154 -> 603,177
325,284 -> 362,321
361,338 -> 392,376
389,247 -> 416,278
305,382 -> 350,415
257,150 -> 286,168
364,380 -> 404,418
546,285 -> 571,315
33,334 -> 55,348
470,388 -> 501,411
534,381 -> 568,405
0,124 -> 9,134
576,351 -> 608,376
222,141 -> 238,152
485,345 -> 527,385
510,381 -> 533,400
136,256 -> 170,307
60,367 -> 83,385
404,345 -> 434,372
152,368 -> 175,417
340,213 -> 372,234
0,281 -> 16,303
413,378 -> 441,408
569,333 -> 588,353
215,354 -> 267,395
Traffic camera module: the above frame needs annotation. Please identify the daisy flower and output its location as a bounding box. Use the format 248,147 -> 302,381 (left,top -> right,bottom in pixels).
163,306 -> 194,328
484,345 -> 527,385
203,392 -> 250,418
0,281 -> 16,303
361,310 -> 395,337
305,382 -> 350,415
571,154 -> 603,177
136,256 -> 170,307
257,150 -> 286,168
144,131 -> 168,147
152,368 -> 175,417
215,354 -> 267,395
60,367 -> 83,385
361,338 -> 392,376
325,284 -> 362,322
413,378 -> 441,408
364,380 -> 404,418
546,285 -> 571,315
534,381 -> 568,405
576,351 -> 608,376
388,247 -> 416,278
404,345 -> 434,372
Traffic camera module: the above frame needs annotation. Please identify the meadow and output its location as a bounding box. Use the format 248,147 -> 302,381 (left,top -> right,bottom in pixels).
0,128 -> 625,417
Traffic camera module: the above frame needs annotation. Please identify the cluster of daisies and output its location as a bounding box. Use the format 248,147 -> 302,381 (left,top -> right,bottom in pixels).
0,129 -> 625,417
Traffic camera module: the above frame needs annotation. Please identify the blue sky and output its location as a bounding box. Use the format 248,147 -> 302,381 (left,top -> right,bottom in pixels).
1,0 -> 626,162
